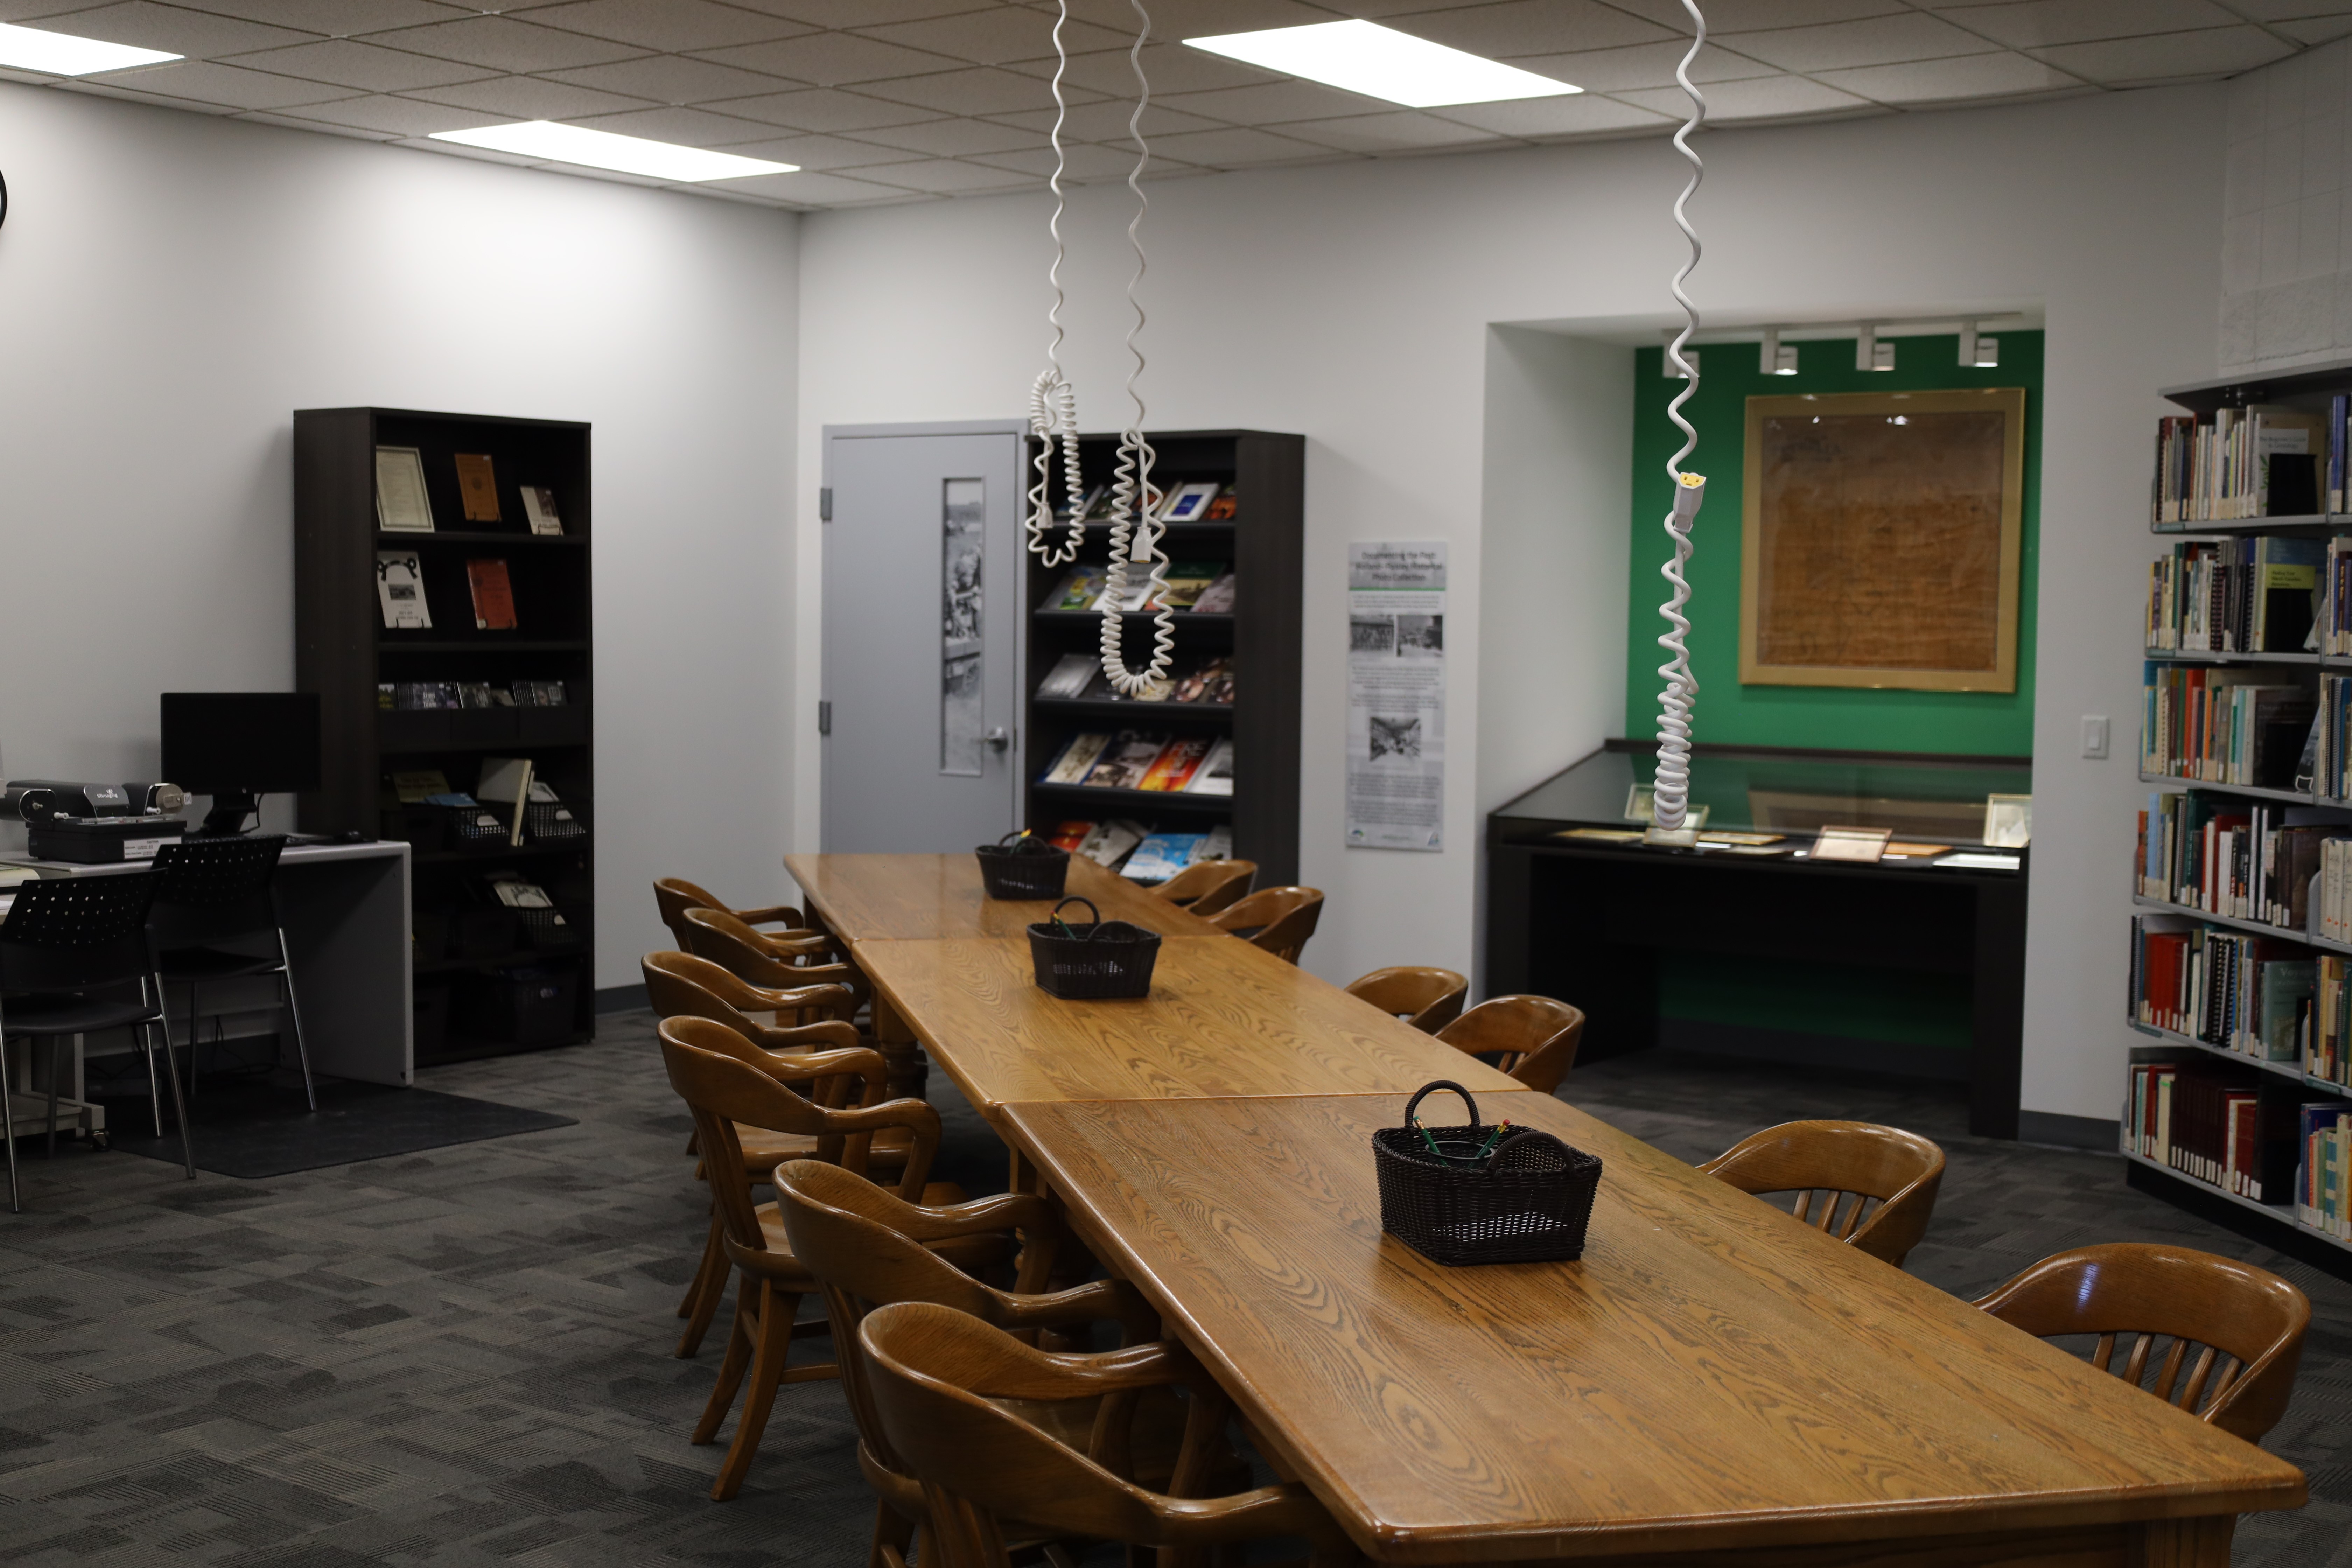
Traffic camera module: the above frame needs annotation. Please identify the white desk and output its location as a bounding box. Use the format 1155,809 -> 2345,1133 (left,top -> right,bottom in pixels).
1,841 -> 413,1142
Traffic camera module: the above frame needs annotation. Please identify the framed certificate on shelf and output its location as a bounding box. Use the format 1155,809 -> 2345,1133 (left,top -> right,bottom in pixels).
374,446 -> 434,532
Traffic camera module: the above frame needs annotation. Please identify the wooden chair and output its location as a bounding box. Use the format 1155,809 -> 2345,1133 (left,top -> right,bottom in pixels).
860,1300 -> 1355,1568
1151,859 -> 1256,917
645,951 -> 921,1355
1971,1242 -> 2310,1442
1211,886 -> 1324,964
657,1017 -> 970,1500
1434,995 -> 1584,1093
1345,966 -> 1468,1034
656,876 -> 804,951
775,1157 -> 1203,1568
1697,1120 -> 1945,1267
680,905 -> 863,1017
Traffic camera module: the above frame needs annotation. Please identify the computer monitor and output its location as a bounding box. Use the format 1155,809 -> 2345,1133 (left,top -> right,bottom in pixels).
160,692 -> 322,835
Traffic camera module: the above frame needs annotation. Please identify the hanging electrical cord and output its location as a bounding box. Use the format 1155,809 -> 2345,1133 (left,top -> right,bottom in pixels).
1650,0 -> 1709,838
1096,0 -> 1177,698
1024,0 -> 1085,567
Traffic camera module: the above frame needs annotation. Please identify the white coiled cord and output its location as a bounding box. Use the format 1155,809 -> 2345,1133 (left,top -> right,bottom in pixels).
1025,0 -> 1085,567
1096,0 -> 1176,698
1651,0 -> 1709,833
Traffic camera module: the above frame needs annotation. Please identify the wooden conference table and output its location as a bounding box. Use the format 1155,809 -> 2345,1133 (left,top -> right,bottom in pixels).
784,853 -> 2303,1565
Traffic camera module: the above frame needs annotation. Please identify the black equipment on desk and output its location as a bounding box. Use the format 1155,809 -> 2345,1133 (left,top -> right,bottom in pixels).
24,816 -> 187,863
1,779 -> 187,825
161,691 -> 322,836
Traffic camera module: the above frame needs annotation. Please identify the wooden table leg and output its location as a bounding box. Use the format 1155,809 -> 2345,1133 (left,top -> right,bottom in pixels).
867,988 -> 928,1101
2131,1516 -> 2234,1567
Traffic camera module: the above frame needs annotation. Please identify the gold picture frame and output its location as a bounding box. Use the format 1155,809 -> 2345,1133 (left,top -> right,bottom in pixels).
1739,387 -> 2025,692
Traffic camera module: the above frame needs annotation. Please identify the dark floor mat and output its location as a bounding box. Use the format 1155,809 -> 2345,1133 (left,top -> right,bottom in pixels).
94,1073 -> 575,1177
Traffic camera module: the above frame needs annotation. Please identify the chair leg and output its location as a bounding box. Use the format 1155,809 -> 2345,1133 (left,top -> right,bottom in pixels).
693,1277 -> 761,1447
712,1281 -> 803,1502
676,1208 -> 728,1357
45,1037 -> 62,1159
138,1024 -> 162,1137
873,1499 -> 916,1568
275,929 -> 317,1111
2,1028 -> 20,1215
150,1021 -> 194,1180
184,982 -> 199,1105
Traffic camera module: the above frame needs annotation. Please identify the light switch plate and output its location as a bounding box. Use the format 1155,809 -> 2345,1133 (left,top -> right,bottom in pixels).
2081,714 -> 2109,759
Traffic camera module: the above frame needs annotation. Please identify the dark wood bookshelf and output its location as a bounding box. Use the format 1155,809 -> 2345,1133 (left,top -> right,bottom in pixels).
1023,429 -> 1303,885
295,406 -> 594,1067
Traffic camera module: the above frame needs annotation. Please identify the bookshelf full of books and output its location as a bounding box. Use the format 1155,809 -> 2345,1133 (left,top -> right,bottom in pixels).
2130,359 -> 2352,1273
296,407 -> 595,1066
1024,430 -> 1303,888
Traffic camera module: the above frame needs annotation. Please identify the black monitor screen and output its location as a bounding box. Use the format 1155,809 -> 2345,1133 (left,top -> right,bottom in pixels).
161,693 -> 322,795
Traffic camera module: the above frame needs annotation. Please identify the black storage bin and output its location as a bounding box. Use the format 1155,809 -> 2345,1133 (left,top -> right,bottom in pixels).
413,980 -> 451,1059
516,907 -> 584,953
454,965 -> 580,1045
437,802 -> 510,853
451,909 -> 516,959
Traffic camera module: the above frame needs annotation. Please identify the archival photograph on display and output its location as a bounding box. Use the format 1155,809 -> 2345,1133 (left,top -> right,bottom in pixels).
1346,542 -> 1446,852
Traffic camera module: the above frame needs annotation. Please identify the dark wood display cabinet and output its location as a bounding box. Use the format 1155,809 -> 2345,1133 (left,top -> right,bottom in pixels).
294,407 -> 594,1065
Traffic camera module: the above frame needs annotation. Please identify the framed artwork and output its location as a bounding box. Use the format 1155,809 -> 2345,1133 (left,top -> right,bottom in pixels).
1739,387 -> 2026,692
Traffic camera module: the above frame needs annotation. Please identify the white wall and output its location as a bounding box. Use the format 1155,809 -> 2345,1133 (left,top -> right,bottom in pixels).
0,83 -> 800,992
796,84 -> 2229,1124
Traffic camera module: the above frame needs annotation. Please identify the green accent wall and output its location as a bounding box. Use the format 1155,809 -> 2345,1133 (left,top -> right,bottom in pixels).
1624,332 -> 2043,757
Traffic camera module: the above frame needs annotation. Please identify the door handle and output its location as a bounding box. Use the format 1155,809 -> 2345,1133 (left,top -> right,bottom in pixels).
985,727 -> 1011,751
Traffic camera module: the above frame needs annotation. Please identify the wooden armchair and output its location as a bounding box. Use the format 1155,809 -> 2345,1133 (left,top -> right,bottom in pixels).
658,1018 -> 969,1500
1151,859 -> 1256,917
1210,886 -> 1324,964
680,906 -> 863,1015
656,876 -> 804,950
1346,966 -> 1468,1034
1434,995 -> 1583,1093
776,1158 -> 1203,1568
1971,1242 -> 2310,1441
1698,1120 -> 1945,1267
860,1300 -> 1355,1568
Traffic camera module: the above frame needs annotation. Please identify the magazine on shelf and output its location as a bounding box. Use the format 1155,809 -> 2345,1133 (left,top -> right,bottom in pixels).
1083,731 -> 1168,790
1188,736 -> 1236,795
1036,652 -> 1098,700
1122,832 -> 1208,883
375,551 -> 432,629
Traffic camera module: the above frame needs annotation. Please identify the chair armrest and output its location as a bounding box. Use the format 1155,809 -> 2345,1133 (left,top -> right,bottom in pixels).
735,905 -> 803,928
1161,1483 -> 1348,1549
885,1190 -> 1058,1243
760,1045 -> 887,1098
995,1277 -> 1158,1344
750,1018 -> 862,1055
742,979 -> 856,1012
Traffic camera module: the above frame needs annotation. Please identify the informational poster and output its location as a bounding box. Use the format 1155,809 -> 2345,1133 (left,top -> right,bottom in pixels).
1345,541 -> 1445,851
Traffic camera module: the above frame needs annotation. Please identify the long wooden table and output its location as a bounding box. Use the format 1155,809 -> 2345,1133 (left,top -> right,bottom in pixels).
1002,1092 -> 2306,1566
786,851 -> 1228,941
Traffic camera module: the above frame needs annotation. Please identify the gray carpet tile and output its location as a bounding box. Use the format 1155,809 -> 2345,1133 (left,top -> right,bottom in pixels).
0,1016 -> 2343,1565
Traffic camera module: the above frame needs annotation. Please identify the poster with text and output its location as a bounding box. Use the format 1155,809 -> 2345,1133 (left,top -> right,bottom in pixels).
1346,541 -> 1445,851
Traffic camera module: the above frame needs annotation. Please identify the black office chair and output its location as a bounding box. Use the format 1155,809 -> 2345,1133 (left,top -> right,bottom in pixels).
148,836 -> 315,1112
0,873 -> 191,1211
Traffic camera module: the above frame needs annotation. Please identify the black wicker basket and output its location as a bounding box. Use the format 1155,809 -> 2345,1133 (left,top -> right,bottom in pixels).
1372,1081 -> 1603,1266
976,830 -> 1070,899
1026,897 -> 1161,1000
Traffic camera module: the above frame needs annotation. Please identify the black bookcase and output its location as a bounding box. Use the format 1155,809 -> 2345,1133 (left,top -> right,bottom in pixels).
1022,429 -> 1303,885
294,407 -> 594,1066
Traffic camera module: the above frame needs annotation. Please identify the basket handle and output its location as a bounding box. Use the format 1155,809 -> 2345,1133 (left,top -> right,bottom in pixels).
1050,896 -> 1101,937
994,829 -> 1028,847
1403,1079 -> 1479,1129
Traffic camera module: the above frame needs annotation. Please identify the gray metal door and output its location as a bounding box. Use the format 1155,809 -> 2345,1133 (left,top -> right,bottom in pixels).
821,422 -> 1024,852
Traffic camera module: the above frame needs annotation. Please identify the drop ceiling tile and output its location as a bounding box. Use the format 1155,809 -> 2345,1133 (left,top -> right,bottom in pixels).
854,65 -> 1081,116
540,52 -> 798,104
1058,0 -> 1336,33
2282,17 -> 2352,44
851,115 -> 1042,154
1431,92 -> 1675,135
704,131 -> 918,168
1922,0 -> 2240,50
715,168 -> 924,205
692,31 -> 964,85
521,0 -> 808,52
970,140 -> 1188,177
860,7 -> 1133,66
174,1 -> 472,36
0,1 -> 125,18
1017,41 -> 1283,97
1506,41 -> 1783,93
401,135 -> 543,168
845,156 -> 1037,192
1813,50 -> 2087,103
220,38 -> 499,92
1723,12 -> 1995,70
1146,125 -> 1357,166
694,85 -> 944,130
566,105 -> 792,146
716,0 -> 985,25
1155,78 -> 1396,125
1380,1 -> 1679,57
235,108 -> 399,139
101,57 -> 364,109
404,74 -> 656,119
2218,0 -> 2352,16
1614,74 -> 1880,121
279,92 -> 506,135
40,1 -> 317,58
1274,110 -> 1512,152
1588,0 -> 1909,27
361,16 -> 648,73
985,98 -> 1230,139
2027,26 -> 2295,83
51,76 -> 237,112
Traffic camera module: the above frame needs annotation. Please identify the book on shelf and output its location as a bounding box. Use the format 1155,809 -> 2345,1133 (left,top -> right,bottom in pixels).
2140,663 -> 2313,787
1072,655 -> 1235,704
520,485 -> 564,537
2151,405 -> 2328,522
455,453 -> 502,523
513,679 -> 568,707
2300,1101 -> 2352,1236
467,559 -> 517,630
1156,482 -> 1223,523
1139,736 -> 1209,792
1205,486 -> 1238,520
2137,792 -> 2352,924
1077,818 -> 1148,868
2129,913 -> 2312,1062
2126,1058 -> 2289,1199
1057,482 -> 1108,523
1189,735 -> 1235,795
1122,832 -> 1207,882
387,769 -> 452,804
1156,561 -> 1227,609
374,446 -> 435,533
1040,732 -> 1112,785
2312,957 -> 2352,1085
1043,819 -> 1094,852
1084,731 -> 1169,790
376,550 -> 432,629
2144,536 -> 2320,652
1191,570 -> 1236,614
1036,652 -> 1098,700
1049,565 -> 1107,610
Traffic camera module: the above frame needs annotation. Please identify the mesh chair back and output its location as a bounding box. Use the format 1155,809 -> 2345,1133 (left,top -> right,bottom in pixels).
0,873 -> 161,993
149,835 -> 286,952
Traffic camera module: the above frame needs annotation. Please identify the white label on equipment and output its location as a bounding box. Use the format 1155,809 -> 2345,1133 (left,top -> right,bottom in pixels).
122,838 -> 169,859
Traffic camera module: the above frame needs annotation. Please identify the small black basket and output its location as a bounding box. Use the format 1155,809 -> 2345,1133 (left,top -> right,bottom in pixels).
436,803 -> 510,854
1026,896 -> 1161,1000
976,830 -> 1070,899
1371,1081 -> 1603,1266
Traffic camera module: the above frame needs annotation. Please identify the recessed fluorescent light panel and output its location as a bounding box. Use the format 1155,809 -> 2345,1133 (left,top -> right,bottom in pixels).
0,22 -> 180,75
430,122 -> 797,182
1185,20 -> 1578,108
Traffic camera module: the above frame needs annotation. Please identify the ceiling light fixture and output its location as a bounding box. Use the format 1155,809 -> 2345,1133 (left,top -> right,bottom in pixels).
429,122 -> 797,182
1184,20 -> 1578,108
1959,320 -> 1999,368
0,21 -> 179,76
1856,324 -> 1895,372
1760,328 -> 1797,376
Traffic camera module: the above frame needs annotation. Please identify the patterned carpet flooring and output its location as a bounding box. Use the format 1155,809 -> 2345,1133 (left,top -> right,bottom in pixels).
0,1015 -> 2343,1566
